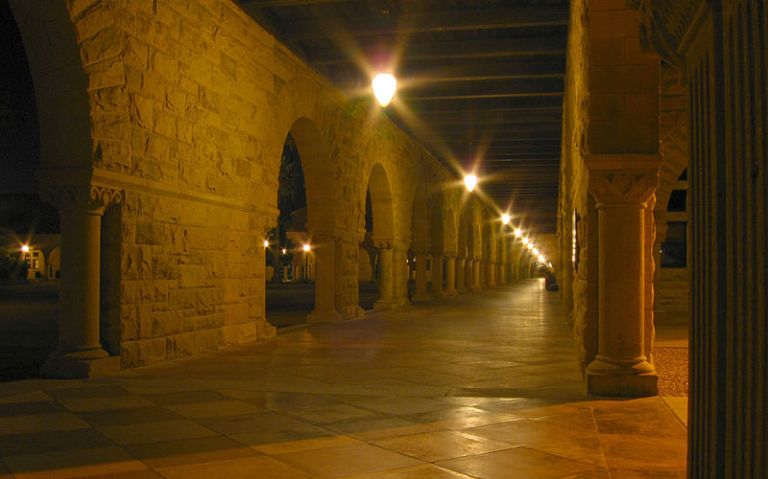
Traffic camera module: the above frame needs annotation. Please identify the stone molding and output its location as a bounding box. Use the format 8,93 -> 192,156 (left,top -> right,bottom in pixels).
586,154 -> 661,207
41,184 -> 123,214
373,239 -> 393,250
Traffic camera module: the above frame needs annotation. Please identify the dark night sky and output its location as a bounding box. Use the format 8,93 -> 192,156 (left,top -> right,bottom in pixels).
0,0 -> 40,194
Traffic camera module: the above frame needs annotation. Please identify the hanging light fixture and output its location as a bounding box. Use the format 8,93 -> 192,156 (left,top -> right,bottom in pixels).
513,228 -> 523,238
464,174 -> 478,192
372,73 -> 397,107
501,213 -> 511,225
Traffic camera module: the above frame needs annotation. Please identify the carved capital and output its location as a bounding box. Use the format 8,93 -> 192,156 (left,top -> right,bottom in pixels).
41,184 -> 123,214
373,239 -> 393,250
589,171 -> 659,207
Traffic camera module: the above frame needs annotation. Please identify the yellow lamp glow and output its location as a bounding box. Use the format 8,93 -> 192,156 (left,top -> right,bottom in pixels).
281,248 -> 287,255
522,237 -> 530,246
501,213 -> 511,225
20,244 -> 30,253
263,239 -> 269,248
372,73 -> 397,107
514,228 -> 523,238
464,174 -> 478,192
303,244 -> 311,252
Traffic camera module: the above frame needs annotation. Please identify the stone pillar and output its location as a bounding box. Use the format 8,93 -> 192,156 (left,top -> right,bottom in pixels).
41,186 -> 121,378
586,159 -> 660,396
308,231 -> 342,323
413,252 -> 430,301
456,255 -> 467,293
472,258 -> 482,291
374,241 -> 395,310
464,258 -> 474,292
444,255 -> 457,295
431,253 -> 444,298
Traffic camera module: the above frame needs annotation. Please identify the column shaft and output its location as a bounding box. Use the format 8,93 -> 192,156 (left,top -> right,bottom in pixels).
456,257 -> 467,293
374,246 -> 395,310
445,256 -> 457,295
413,253 -> 430,301
308,237 -> 341,323
431,254 -> 444,297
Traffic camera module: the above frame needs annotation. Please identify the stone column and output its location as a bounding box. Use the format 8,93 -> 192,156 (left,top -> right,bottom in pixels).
41,186 -> 122,378
586,160 -> 660,396
464,258 -> 474,292
472,258 -> 482,291
374,241 -> 395,310
308,231 -> 342,323
413,252 -> 430,301
444,254 -> 457,295
431,253 -> 444,298
393,247 -> 409,307
456,255 -> 467,293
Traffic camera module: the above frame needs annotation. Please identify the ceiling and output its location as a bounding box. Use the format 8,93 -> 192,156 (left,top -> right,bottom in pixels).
237,0 -> 569,233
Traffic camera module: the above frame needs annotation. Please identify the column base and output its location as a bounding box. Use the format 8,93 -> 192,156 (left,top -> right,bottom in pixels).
40,348 -> 120,379
374,299 -> 397,311
445,288 -> 458,296
308,309 -> 343,323
431,291 -> 447,299
586,358 -> 658,397
342,306 -> 365,320
412,293 -> 432,302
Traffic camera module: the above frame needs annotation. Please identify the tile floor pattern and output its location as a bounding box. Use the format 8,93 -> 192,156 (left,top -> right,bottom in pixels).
0,280 -> 687,478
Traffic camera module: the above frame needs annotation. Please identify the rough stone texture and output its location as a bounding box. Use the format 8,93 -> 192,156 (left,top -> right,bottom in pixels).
10,0 -> 511,370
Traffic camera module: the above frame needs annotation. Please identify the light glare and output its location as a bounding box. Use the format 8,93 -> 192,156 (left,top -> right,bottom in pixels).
501,213 -> 511,225
263,239 -> 269,248
372,73 -> 397,107
303,244 -> 311,252
514,228 -> 523,238
464,174 -> 478,192
20,244 -> 29,253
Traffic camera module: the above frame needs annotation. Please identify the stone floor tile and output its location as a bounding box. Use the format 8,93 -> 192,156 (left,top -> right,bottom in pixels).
607,469 -> 686,478
274,442 -> 422,478
4,447 -> 147,479
0,429 -> 114,457
324,415 -> 443,441
97,420 -> 219,445
0,400 -> 65,417
600,435 -> 688,471
344,463 -> 475,478
124,435 -> 259,469
465,417 -> 593,448
403,406 -> 519,430
140,390 -> 230,405
0,412 -> 89,436
437,446 -> 602,479
250,433 -> 362,455
77,406 -> 183,427
156,455 -> 314,479
81,471 -> 166,479
45,386 -> 132,400
345,397 -> 455,416
58,396 -> 156,413
594,400 -> 687,437
0,391 -> 54,405
199,411 -> 324,436
165,400 -> 263,419
288,403 -> 382,424
372,430 -> 515,462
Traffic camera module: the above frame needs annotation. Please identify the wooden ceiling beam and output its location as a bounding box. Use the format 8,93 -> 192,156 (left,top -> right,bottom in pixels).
308,36 -> 566,64
280,6 -> 569,40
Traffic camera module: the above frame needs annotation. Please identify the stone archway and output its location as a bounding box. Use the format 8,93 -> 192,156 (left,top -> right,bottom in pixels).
363,163 -> 396,311
411,186 -> 431,301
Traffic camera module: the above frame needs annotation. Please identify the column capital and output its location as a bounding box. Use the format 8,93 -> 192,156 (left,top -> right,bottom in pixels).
373,239 -> 393,250
587,155 -> 661,207
41,184 -> 123,214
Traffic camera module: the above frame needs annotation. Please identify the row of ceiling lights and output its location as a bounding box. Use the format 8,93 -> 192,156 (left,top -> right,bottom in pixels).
372,74 -> 551,269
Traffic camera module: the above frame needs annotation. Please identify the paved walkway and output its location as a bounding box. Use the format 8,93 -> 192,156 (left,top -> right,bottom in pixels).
0,280 -> 687,478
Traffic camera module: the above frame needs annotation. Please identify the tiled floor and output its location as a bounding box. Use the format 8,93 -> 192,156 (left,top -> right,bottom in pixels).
0,279 -> 687,478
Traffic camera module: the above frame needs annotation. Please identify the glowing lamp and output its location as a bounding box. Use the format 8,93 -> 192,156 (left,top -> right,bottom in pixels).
372,73 -> 397,107
303,244 -> 311,252
20,244 -> 30,253
464,174 -> 478,192
522,237 -> 530,246
501,213 -> 511,225
281,248 -> 287,255
514,228 -> 523,238
263,239 -> 269,248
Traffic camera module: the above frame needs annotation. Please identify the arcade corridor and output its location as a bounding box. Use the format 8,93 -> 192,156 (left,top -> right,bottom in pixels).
0,280 -> 686,478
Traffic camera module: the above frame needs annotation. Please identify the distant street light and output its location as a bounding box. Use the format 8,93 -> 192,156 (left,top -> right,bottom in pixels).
514,228 -> 523,238
501,213 -> 511,225
20,244 -> 30,253
263,239 -> 269,248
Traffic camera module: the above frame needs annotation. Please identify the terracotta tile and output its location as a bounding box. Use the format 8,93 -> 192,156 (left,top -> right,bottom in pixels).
372,430 -> 514,462
438,446 -> 601,479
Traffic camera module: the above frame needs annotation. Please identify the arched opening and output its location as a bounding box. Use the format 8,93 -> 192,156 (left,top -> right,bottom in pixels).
264,133 -> 314,329
0,1 -> 59,380
410,187 -> 430,301
360,163 -> 395,311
